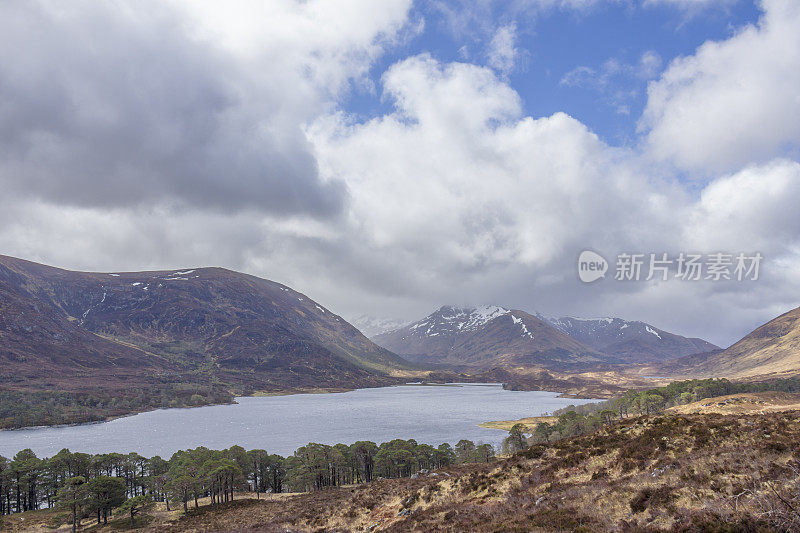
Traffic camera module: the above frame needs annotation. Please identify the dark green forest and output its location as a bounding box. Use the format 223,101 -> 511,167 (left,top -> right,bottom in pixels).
0,437 -> 495,527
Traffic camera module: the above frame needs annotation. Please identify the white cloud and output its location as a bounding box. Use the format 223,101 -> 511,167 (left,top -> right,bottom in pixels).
486,24 -> 519,75
310,55 -> 672,296
2,0 -> 800,348
641,0 -> 800,174
638,50 -> 663,79
304,53 -> 800,344
560,51 -> 661,114
643,0 -> 738,9
684,159 -> 800,253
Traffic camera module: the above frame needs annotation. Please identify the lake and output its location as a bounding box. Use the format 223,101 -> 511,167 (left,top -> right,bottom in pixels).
0,384 -> 599,458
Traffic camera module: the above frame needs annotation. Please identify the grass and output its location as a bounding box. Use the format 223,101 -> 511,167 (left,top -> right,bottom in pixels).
668,391 -> 800,415
11,410 -> 799,532
478,416 -> 557,432
161,411 -> 800,532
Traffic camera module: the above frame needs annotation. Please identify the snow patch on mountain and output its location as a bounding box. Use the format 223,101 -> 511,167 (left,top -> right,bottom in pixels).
510,314 -> 534,339
645,325 -> 662,339
385,305 -> 513,340
461,305 -> 509,331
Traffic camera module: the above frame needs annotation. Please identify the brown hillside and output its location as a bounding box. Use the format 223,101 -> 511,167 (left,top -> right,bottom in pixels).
661,306 -> 800,379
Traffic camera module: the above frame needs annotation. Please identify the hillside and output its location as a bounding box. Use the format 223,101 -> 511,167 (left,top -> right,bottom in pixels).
538,315 -> 718,363
156,412 -> 800,532
667,391 -> 800,415
372,305 -> 612,371
659,305 -> 800,379
0,255 -> 412,426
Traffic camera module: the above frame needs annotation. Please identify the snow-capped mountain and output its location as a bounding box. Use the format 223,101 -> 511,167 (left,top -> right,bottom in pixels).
350,315 -> 410,338
371,305 -> 609,369
535,314 -> 719,363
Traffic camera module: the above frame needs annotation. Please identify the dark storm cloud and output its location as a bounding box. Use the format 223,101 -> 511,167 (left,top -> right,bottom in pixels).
0,1 -> 344,216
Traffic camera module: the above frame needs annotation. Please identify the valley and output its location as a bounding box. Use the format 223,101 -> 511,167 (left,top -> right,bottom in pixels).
5,388 -> 800,532
4,256 -> 800,532
0,255 -> 412,428
4,254 -> 800,431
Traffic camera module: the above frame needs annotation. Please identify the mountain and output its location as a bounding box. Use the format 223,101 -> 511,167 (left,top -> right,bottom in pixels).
350,315 -> 409,338
0,255 -> 411,395
372,305 -> 611,370
662,305 -> 800,379
536,315 -> 719,363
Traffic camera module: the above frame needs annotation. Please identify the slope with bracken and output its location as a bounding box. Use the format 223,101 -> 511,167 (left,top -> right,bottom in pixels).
537,315 -> 719,363
159,412 -> 800,533
372,305 -> 612,370
660,305 -> 800,379
0,255 -> 412,396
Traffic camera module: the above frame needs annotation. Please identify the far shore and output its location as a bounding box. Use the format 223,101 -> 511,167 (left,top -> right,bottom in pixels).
0,381 -> 580,433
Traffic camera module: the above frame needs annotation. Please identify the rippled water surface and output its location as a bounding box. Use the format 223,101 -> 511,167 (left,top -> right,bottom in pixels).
0,384 -> 599,458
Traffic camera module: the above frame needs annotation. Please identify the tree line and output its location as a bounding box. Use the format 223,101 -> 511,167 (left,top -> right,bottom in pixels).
0,437 -> 495,528
0,384 -> 233,430
526,377 -> 800,444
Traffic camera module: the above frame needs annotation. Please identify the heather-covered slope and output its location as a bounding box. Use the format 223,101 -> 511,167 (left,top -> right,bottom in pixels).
161,412 -> 800,533
664,305 -> 800,379
0,255 -> 411,411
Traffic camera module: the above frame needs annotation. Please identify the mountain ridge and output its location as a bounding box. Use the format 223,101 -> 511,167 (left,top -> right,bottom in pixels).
0,254 -> 411,395
535,314 -> 719,363
656,305 -> 800,379
372,305 -> 719,369
372,305 -> 611,370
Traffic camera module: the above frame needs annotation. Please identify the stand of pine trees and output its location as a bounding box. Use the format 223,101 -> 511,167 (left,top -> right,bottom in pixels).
0,438 -> 495,522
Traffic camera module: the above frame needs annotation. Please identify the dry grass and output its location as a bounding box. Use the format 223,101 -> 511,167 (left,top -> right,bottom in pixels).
668,391 -> 800,415
8,412 -> 799,532
479,416 -> 557,432
144,411 -> 800,532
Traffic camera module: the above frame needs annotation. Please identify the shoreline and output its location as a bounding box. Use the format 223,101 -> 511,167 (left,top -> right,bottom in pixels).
1,381 -> 523,432
1,378 -> 611,433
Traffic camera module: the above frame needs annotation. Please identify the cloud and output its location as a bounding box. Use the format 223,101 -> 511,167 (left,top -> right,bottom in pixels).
305,52 -> 800,345
429,0 -> 606,76
0,0 -> 412,215
640,0 -> 800,174
560,51 -> 662,114
309,55 -> 670,301
486,24 -> 519,76
684,159 -> 800,254
2,0 -> 800,348
643,0 -> 738,10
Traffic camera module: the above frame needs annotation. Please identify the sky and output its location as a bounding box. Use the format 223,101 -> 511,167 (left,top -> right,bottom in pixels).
1,0 -> 799,347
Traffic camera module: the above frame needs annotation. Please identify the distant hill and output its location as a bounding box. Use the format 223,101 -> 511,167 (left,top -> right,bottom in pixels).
0,255 -> 411,395
662,306 -> 800,379
536,315 -> 719,363
372,305 -> 612,370
350,315 -> 409,338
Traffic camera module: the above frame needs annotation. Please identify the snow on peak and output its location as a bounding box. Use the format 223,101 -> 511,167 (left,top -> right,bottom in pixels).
461,305 -> 510,331
405,305 -> 511,337
510,314 -> 534,339
645,325 -> 662,339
